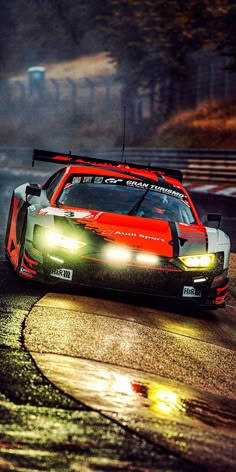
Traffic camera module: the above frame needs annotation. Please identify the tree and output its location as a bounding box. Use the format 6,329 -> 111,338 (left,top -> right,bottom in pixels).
2,0 -> 235,84
98,0 -> 215,89
0,0 -> 18,77
213,1 -> 236,71
4,0 -> 107,72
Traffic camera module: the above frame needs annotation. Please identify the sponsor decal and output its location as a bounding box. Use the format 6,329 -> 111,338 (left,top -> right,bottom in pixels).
83,176 -> 93,183
127,180 -> 149,189
94,176 -> 104,183
101,229 -> 165,242
126,181 -> 185,200
139,233 -> 165,241
72,176 -> 82,183
105,178 -> 124,184
70,175 -> 124,185
115,231 -> 137,236
68,175 -> 186,201
29,205 -> 36,212
50,268 -> 73,280
182,286 -> 201,297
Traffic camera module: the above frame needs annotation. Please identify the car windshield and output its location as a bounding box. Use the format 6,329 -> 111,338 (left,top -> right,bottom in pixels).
57,175 -> 196,224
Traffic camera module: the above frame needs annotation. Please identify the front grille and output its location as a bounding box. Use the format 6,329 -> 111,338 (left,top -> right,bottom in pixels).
70,260 -> 185,296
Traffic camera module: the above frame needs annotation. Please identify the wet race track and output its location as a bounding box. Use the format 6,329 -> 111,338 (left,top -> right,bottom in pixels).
0,165 -> 236,471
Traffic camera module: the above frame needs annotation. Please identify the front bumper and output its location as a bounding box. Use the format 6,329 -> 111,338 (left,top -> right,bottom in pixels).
19,245 -> 229,308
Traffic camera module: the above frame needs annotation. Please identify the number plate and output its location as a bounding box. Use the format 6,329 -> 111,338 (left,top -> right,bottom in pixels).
182,286 -> 201,298
50,268 -> 73,281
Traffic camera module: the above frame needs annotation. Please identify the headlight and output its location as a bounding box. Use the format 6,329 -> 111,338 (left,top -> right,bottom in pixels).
136,253 -> 158,265
104,246 -> 131,262
45,231 -> 86,251
179,253 -> 215,268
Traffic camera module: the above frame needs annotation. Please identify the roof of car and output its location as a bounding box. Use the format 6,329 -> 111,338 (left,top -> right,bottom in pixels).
65,164 -> 185,190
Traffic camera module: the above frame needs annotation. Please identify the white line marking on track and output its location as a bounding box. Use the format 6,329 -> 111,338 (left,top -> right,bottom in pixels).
190,184 -> 221,192
216,187 -> 236,195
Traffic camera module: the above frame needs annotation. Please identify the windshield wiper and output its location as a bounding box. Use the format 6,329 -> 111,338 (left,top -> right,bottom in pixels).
128,184 -> 150,216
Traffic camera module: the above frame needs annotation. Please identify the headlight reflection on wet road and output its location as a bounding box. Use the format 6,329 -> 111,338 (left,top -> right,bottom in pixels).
147,385 -> 185,416
29,353 -> 236,469
24,292 -> 236,470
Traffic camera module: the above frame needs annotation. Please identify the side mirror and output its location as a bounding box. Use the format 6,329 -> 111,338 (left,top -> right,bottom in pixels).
26,184 -> 41,199
207,213 -> 221,228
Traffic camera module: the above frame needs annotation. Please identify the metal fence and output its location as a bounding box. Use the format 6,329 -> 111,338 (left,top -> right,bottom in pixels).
0,75 -> 123,119
1,49 -> 236,129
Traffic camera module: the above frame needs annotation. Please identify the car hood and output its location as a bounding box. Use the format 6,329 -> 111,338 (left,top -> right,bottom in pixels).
37,206 -> 209,257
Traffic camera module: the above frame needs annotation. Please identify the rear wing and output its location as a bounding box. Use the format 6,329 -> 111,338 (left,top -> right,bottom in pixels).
32,148 -> 183,182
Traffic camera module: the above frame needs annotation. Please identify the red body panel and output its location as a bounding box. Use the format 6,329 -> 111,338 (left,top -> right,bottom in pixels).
7,197 -> 21,269
70,209 -> 174,257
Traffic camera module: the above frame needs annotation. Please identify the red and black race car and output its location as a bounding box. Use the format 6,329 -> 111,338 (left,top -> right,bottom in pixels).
5,149 -> 230,308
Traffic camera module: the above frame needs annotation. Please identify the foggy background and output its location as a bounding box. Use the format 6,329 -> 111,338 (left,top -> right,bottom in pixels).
1,0 -> 236,152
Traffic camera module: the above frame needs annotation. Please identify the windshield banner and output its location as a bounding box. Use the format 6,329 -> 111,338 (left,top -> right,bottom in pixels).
71,175 -> 186,200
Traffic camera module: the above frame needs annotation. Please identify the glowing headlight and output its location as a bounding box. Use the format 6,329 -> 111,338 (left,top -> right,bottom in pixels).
105,246 -> 131,262
45,231 -> 86,251
136,253 -> 158,265
179,253 -> 215,268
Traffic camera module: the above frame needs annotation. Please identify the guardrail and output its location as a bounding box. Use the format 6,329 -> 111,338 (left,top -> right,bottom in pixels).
93,148 -> 236,183
0,147 -> 236,183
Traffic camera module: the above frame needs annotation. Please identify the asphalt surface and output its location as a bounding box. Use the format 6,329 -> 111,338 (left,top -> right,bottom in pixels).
0,166 -> 236,471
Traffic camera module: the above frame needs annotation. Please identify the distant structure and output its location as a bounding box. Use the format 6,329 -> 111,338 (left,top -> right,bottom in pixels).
28,66 -> 45,98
